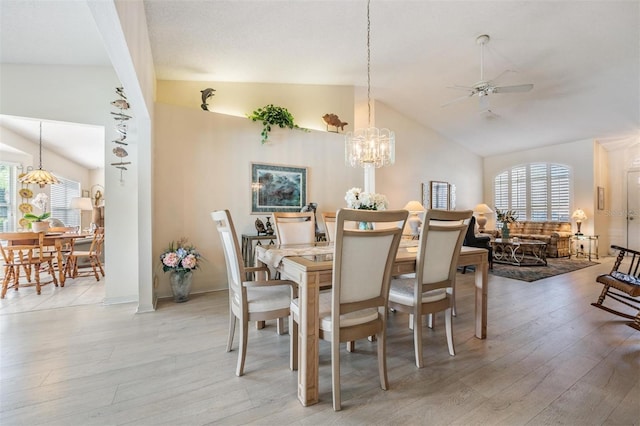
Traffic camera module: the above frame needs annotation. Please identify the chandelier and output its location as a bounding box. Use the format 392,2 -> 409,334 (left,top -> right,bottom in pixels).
19,122 -> 60,187
345,0 -> 395,169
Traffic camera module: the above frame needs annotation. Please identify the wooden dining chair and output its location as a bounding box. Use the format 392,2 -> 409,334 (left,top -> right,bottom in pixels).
211,209 -> 296,376
321,211 -> 337,242
64,227 -> 105,281
272,211 -> 315,245
0,232 -> 58,298
291,208 -> 408,410
388,209 -> 472,368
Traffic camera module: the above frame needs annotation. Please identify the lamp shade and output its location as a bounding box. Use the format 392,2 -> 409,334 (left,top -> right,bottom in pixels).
403,200 -> 425,212
474,203 -> 493,214
572,209 -> 587,221
70,197 -> 94,211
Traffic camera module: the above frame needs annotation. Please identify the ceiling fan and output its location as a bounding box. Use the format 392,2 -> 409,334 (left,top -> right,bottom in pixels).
442,34 -> 534,112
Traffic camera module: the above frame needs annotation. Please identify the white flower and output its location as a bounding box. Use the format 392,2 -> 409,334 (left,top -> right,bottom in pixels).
345,188 -> 388,210
31,193 -> 49,212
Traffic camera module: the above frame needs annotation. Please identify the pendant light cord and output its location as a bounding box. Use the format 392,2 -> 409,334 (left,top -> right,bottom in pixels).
38,122 -> 43,169
366,0 -> 371,127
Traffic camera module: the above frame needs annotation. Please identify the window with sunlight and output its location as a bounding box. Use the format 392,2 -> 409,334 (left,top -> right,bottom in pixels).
494,163 -> 571,221
50,175 -> 81,227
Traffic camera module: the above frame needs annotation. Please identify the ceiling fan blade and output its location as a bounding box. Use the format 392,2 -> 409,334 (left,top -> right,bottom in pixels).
447,85 -> 475,91
493,83 -> 534,94
441,93 -> 474,107
487,69 -> 515,84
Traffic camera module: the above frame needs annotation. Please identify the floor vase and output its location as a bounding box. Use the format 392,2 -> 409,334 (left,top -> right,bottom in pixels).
170,270 -> 193,303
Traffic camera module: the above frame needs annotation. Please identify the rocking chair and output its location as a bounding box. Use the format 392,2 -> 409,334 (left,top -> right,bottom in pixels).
591,245 -> 640,331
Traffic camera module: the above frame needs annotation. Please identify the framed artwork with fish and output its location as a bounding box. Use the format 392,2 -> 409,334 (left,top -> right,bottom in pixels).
251,162 -> 307,214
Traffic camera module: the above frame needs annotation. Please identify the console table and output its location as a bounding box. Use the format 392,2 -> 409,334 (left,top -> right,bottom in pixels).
241,234 -> 277,267
569,234 -> 599,261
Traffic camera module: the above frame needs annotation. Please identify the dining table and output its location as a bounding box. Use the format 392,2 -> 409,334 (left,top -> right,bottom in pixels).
255,240 -> 489,407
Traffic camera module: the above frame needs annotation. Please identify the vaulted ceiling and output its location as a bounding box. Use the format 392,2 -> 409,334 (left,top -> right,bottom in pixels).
1,0 -> 638,165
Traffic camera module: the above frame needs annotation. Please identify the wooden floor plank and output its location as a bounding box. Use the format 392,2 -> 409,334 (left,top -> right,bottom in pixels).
1,257 -> 638,424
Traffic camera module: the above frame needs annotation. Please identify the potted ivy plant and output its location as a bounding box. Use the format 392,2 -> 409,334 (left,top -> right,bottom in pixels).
246,104 -> 308,144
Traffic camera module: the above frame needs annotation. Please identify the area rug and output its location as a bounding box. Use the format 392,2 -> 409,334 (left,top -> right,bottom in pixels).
488,258 -> 599,282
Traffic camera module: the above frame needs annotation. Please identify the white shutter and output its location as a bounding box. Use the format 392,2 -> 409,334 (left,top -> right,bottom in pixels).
530,163 -> 548,221
511,166 -> 527,220
494,171 -> 509,212
493,163 -> 571,222
50,175 -> 80,227
550,164 -> 570,221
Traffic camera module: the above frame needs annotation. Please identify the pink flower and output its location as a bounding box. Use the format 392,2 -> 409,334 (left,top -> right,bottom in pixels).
162,252 -> 180,268
181,254 -> 197,269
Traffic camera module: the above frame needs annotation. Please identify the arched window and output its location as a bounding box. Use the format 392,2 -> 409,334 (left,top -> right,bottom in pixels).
494,163 -> 570,221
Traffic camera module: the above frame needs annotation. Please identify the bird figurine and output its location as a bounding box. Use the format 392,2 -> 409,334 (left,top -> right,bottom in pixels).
200,88 -> 216,111
255,218 -> 266,235
322,113 -> 348,132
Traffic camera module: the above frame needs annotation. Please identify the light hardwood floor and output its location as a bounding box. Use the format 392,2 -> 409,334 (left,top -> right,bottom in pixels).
1,257 -> 638,425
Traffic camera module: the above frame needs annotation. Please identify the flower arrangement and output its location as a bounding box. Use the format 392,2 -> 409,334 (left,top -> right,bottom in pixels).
495,208 -> 519,224
24,193 -> 50,222
160,238 -> 202,273
345,187 -> 388,211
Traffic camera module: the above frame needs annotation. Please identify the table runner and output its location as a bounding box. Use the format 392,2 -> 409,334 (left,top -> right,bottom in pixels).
259,239 -> 419,268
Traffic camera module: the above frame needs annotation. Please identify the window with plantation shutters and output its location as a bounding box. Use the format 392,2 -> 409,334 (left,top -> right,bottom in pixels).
493,163 -> 571,221
50,175 -> 80,227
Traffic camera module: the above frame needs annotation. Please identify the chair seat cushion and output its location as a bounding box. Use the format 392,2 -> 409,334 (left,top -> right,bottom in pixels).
389,278 -> 447,305
244,284 -> 291,312
597,273 -> 640,297
316,291 -> 379,330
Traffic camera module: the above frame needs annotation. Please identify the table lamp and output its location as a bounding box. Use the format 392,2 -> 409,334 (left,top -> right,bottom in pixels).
403,200 -> 426,236
473,203 -> 493,233
70,197 -> 93,230
572,208 -> 587,235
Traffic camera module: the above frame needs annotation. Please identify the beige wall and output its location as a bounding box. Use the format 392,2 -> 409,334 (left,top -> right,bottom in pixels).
157,80 -> 354,133
153,87 -> 484,297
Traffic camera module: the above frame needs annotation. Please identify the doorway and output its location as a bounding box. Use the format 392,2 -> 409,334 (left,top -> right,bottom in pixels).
628,170 -> 640,250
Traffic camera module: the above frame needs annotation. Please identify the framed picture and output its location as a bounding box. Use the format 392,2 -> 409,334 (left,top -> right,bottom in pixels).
598,186 -> 605,210
423,181 -> 453,210
251,163 -> 307,213
82,190 -> 90,198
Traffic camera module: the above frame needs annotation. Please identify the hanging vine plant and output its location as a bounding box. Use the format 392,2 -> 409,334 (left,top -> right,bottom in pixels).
246,104 -> 308,144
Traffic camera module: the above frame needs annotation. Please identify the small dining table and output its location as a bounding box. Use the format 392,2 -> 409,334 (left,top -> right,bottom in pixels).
255,241 -> 489,407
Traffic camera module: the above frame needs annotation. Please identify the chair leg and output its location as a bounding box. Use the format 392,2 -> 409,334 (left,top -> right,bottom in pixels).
34,263 -> 41,295
445,307 -> 455,356
236,317 -> 248,377
377,329 -> 389,391
331,337 -> 341,411
413,310 -> 423,368
226,311 -> 236,352
276,317 -> 285,335
290,315 -> 298,371
1,267 -> 13,298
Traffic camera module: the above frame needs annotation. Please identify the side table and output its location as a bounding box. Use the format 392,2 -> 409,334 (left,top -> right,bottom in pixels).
569,235 -> 599,261
241,234 -> 277,268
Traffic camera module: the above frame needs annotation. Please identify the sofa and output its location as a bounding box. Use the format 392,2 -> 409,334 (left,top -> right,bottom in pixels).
494,221 -> 572,257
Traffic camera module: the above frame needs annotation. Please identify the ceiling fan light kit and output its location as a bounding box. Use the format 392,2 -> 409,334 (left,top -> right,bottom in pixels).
442,33 -> 534,112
